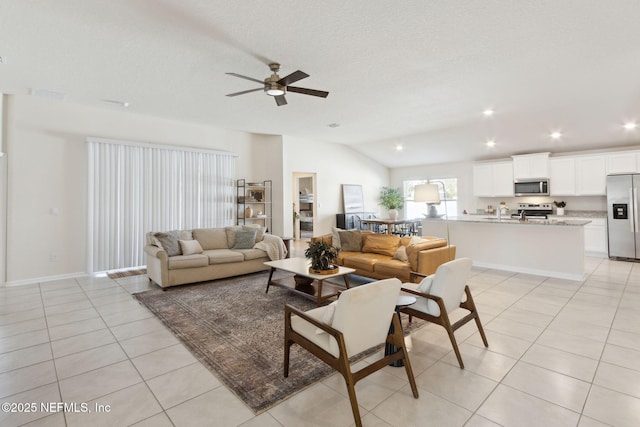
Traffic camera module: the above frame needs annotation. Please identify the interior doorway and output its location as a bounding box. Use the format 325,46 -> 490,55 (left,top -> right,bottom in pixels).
292,172 -> 316,240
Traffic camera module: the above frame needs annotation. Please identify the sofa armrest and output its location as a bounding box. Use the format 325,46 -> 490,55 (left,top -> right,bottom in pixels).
144,245 -> 169,287
414,245 -> 456,279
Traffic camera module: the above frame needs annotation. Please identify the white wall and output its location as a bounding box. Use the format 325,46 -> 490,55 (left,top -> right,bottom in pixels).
4,95 -> 258,283
282,136 -> 389,237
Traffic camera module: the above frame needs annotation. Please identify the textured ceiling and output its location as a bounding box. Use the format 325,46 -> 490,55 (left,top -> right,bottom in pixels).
1,0 -> 640,167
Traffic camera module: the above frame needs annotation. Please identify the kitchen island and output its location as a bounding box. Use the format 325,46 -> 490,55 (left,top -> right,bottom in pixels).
421,216 -> 591,281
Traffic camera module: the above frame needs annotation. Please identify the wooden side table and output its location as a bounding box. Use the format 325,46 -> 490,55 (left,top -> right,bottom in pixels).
279,236 -> 293,258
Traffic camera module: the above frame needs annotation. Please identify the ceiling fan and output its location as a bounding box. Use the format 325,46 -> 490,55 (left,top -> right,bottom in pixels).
225,63 -> 329,106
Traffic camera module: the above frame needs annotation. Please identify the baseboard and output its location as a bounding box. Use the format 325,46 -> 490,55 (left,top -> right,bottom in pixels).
2,271 -> 88,287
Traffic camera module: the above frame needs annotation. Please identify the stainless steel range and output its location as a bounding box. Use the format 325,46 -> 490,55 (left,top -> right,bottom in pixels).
510,203 -> 553,219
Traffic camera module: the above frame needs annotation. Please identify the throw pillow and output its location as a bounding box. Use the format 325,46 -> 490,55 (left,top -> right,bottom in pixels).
179,239 -> 204,255
331,227 -> 343,249
417,275 -> 434,293
410,235 -> 426,245
225,225 -> 244,248
362,234 -> 400,257
242,224 -> 266,242
232,230 -> 257,249
338,230 -> 362,252
316,301 -> 338,335
154,231 -> 182,257
393,245 -> 408,262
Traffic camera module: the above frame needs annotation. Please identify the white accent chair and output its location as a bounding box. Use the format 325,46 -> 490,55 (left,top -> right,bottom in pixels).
284,278 -> 418,427
401,257 -> 488,369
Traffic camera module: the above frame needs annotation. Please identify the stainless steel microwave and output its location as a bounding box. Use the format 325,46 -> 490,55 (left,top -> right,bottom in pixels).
514,179 -> 550,196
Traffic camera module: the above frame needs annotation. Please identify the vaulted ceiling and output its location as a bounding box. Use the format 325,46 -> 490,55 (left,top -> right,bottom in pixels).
2,1 -> 639,167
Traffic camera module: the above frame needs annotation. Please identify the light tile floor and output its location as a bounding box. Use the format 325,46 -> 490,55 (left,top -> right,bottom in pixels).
1,239 -> 640,426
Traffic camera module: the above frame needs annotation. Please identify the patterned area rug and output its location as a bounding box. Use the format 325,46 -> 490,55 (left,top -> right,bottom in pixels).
107,268 -> 146,279
134,271 -> 420,414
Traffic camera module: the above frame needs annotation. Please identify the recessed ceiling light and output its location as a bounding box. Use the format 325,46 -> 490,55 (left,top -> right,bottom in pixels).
550,131 -> 562,140
623,121 -> 638,131
395,144 -> 403,151
486,139 -> 496,147
483,109 -> 494,117
327,123 -> 340,128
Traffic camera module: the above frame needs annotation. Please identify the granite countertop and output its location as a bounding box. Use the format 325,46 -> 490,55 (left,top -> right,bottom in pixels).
428,216 -> 591,226
553,210 -> 607,218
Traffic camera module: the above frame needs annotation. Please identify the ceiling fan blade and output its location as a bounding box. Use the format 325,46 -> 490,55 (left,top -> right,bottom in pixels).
226,87 -> 263,97
277,70 -> 309,86
225,72 -> 264,84
287,86 -> 329,98
275,95 -> 288,106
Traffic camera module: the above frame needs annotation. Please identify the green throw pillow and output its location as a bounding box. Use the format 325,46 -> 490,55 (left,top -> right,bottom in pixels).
232,230 -> 257,249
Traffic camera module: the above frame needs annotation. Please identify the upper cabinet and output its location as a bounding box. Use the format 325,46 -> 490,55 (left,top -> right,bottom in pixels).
575,155 -> 606,195
549,157 -> 576,196
606,151 -> 638,174
512,153 -> 550,179
473,161 -> 513,197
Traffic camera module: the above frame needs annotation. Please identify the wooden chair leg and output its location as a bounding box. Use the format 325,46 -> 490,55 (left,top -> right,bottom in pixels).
344,376 -> 363,427
441,313 -> 465,369
391,314 -> 419,398
474,314 -> 489,347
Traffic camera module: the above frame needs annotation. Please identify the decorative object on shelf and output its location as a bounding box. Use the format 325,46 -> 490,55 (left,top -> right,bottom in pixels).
305,240 -> 339,275
553,200 -> 566,216
237,179 -> 272,232
249,189 -> 264,202
379,187 -> 404,220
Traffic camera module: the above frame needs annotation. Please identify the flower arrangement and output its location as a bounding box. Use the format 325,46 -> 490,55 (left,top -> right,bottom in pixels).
553,201 -> 566,208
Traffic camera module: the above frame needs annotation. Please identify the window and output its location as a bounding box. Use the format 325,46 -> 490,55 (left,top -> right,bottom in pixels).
404,178 -> 458,218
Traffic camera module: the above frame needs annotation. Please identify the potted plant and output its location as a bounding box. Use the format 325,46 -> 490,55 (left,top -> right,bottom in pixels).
553,200 -> 566,216
379,187 -> 404,220
305,240 -> 339,274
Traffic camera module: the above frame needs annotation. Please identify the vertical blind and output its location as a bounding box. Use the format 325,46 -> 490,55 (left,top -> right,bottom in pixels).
87,138 -> 236,272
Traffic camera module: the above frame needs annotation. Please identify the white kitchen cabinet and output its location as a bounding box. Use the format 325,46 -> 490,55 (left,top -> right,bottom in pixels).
606,152 -> 637,174
512,153 -> 550,179
549,157 -> 576,195
556,216 -> 607,256
473,161 -> 513,197
575,156 -> 606,195
584,219 -> 608,257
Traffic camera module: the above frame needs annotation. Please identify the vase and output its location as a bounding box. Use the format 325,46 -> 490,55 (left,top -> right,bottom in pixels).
245,206 -> 253,218
557,207 -> 565,216
388,209 -> 398,220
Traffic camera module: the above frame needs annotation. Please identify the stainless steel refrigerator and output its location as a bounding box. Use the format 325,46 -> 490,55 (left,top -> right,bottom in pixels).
607,174 -> 640,260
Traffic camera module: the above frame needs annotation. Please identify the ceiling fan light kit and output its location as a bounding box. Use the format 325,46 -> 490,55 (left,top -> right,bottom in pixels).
226,63 -> 328,106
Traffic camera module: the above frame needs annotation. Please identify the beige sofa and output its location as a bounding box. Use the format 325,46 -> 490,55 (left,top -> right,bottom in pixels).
312,230 -> 455,283
145,225 -> 286,289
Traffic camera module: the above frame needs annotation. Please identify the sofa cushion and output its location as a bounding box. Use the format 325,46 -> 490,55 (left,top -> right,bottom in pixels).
362,234 -> 400,257
224,226 -> 244,248
179,239 -> 204,255
154,231 -> 182,257
331,227 -> 343,249
343,253 -> 391,272
202,249 -> 245,264
373,259 -> 411,281
234,248 -> 268,261
406,238 -> 447,270
393,245 -> 408,262
167,254 -> 209,269
193,228 -> 228,250
338,230 -> 362,252
233,230 -> 257,249
242,224 -> 266,242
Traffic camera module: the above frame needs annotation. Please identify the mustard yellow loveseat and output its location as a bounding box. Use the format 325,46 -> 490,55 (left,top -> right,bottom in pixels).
312,230 -> 455,283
